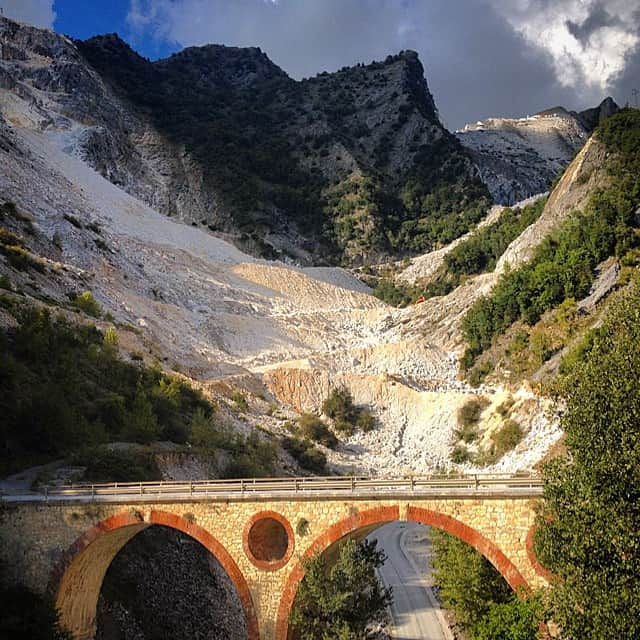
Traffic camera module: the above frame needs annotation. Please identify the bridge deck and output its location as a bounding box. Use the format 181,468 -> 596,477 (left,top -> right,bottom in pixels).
1,473 -> 543,504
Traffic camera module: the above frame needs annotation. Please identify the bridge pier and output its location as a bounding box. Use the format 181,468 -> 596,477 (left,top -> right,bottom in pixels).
0,485 -> 549,640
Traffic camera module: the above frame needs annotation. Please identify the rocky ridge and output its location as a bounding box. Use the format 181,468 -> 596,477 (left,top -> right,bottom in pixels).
456,99 -> 618,205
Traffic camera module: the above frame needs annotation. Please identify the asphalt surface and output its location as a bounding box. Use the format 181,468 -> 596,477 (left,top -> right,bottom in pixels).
371,522 -> 454,640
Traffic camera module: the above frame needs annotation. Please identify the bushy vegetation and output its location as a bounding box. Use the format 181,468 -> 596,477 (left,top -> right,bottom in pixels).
322,387 -> 376,435
471,597 -> 543,640
290,539 -> 392,639
0,304 -> 279,478
534,278 -> 640,639
445,197 -> 546,277
461,110 -> 640,368
457,397 -> 489,428
474,419 -> 524,465
451,397 -> 523,465
371,275 -> 420,307
70,448 -> 162,483
0,225 -> 45,273
72,291 -> 102,317
431,530 -> 541,638
454,396 -> 489,445
281,436 -> 327,473
296,413 -> 338,448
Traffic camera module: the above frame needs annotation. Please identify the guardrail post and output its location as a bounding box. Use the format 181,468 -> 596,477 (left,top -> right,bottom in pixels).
190,482 -> 193,497
474,474 -> 479,490
410,476 -> 415,492
44,486 -> 48,502
240,479 -> 245,494
139,482 -> 143,496
91,485 -> 95,500
295,479 -> 299,493
351,477 -> 355,492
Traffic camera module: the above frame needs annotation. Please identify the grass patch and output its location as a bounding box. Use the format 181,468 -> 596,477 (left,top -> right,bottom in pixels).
450,444 -> 471,464
231,390 -> 249,412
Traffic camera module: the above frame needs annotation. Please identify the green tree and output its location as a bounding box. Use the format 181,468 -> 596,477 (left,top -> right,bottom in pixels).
431,529 -> 512,629
472,596 -> 543,640
534,280 -> 640,639
290,539 -> 392,640
124,386 -> 161,443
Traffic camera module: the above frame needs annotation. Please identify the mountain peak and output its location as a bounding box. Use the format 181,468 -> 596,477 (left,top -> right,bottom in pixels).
575,96 -> 619,131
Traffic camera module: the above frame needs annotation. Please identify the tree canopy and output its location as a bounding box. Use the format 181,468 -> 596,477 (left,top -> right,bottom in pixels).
289,539 -> 392,640
535,279 -> 640,639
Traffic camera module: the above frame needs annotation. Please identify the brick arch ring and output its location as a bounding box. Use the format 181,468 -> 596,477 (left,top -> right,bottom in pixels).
50,510 -> 260,640
275,505 -> 531,640
526,523 -> 555,583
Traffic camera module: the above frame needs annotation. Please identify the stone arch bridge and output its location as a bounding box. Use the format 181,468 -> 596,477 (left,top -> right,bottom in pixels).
0,475 -> 550,640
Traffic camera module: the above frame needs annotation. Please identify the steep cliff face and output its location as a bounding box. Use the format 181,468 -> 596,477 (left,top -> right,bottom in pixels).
77,36 -> 490,264
456,99 -> 618,205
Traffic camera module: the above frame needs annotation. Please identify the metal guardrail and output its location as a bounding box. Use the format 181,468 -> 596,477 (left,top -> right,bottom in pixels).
1,473 -> 544,504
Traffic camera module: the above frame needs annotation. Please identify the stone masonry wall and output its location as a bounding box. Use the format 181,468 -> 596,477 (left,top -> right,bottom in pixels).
0,495 -> 547,640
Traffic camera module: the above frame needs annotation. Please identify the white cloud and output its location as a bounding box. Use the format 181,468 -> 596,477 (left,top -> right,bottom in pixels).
2,0 -> 55,28
489,0 -> 639,93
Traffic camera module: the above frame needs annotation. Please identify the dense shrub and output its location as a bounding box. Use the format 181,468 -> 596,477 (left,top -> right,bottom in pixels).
431,529 -> 513,629
72,291 -> 102,317
534,279 -> 640,639
321,387 -> 375,435
282,436 -> 327,473
372,276 -> 419,307
71,448 -> 162,483
0,307 -> 212,475
472,596 -> 543,640
297,413 -> 338,448
445,197 -> 546,277
491,420 -> 523,456
450,444 -> 471,464
457,397 -> 489,428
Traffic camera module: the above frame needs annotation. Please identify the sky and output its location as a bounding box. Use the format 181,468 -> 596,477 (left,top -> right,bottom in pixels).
2,0 -> 639,129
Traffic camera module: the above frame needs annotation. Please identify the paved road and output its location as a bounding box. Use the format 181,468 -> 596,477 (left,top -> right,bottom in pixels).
371,522 -> 454,640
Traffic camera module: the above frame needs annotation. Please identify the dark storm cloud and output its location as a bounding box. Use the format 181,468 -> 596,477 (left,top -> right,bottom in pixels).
126,0 -> 636,129
566,3 -> 622,46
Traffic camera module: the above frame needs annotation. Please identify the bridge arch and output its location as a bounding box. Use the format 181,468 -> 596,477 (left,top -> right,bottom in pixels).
50,509 -> 259,640
275,505 -> 530,640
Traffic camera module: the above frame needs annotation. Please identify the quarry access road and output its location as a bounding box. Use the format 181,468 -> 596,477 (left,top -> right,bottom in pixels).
374,522 -> 454,640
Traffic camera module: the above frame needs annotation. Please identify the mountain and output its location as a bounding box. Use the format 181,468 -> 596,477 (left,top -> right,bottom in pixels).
0,17 -> 491,265
456,98 -> 618,205
0,14 -> 561,480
